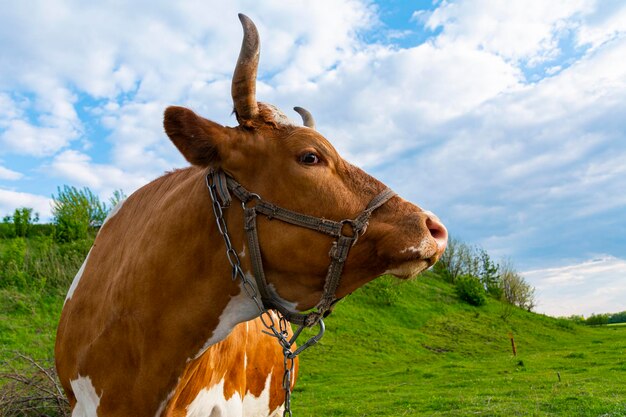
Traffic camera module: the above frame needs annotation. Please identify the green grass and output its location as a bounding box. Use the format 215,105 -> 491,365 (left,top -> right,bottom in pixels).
1,237 -> 625,416
0,236 -> 90,359
293,275 -> 626,416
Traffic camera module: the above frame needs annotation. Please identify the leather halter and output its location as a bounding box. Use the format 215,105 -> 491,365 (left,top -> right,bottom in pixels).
207,169 -> 396,327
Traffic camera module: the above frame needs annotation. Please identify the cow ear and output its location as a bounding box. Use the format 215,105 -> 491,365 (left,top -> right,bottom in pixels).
164,106 -> 229,166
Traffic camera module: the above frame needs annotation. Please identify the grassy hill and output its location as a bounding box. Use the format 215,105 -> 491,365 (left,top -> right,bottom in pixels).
1,237 -> 625,416
294,274 -> 626,416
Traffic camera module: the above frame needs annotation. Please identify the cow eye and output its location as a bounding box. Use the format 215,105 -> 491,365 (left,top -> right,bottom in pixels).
299,152 -> 320,165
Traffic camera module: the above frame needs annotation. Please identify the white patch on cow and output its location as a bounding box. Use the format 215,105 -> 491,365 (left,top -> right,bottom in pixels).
65,247 -> 93,304
192,277 -> 259,360
239,246 -> 246,259
185,379 -> 243,417
101,197 -> 126,228
185,375 -> 275,417
259,102 -> 296,126
400,237 -> 433,258
400,246 -> 419,255
267,283 -> 300,313
242,374 -> 273,417
70,375 -> 101,417
269,405 -> 285,417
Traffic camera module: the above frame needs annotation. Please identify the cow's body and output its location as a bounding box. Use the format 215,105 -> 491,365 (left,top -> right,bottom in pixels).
164,312 -> 295,417
55,14 -> 447,417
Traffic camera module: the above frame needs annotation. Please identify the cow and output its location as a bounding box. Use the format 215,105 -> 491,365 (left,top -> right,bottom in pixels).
55,13 -> 447,417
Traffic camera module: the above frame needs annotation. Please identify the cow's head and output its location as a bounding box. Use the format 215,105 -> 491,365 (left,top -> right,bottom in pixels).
164,14 -> 447,311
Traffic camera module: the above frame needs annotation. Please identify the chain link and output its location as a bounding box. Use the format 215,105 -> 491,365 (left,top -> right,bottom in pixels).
207,178 -> 322,417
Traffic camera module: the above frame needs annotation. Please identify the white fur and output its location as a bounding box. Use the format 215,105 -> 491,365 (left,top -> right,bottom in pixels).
192,277 -> 259,360
65,247 -> 93,304
400,238 -> 432,257
259,102 -> 296,126
70,375 -> 101,417
242,374 -> 273,417
185,374 -> 275,417
186,379 -> 243,417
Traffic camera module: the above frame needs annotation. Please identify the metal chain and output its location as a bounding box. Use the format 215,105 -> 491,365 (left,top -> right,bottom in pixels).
207,177 -> 324,417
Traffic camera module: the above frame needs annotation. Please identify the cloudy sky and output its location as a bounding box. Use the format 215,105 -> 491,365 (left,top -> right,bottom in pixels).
1,0 -> 624,317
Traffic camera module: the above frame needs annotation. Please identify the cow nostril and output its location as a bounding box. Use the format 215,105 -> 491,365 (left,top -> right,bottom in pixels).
425,216 -> 448,252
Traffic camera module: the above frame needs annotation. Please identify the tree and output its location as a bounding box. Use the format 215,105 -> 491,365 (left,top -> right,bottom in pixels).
608,311 -> 626,324
586,313 -> 610,326
2,207 -> 39,237
52,186 -> 107,242
109,189 -> 127,209
500,260 -> 536,311
435,237 -> 479,283
478,248 -> 501,298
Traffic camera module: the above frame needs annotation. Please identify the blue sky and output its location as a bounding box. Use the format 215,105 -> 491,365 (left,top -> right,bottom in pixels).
1,0 -> 625,317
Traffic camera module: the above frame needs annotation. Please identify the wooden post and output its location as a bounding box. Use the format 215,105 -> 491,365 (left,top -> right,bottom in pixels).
508,332 -> 517,356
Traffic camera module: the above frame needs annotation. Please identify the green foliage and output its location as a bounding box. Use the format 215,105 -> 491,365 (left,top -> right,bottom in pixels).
109,189 -> 127,208
608,310 -> 626,324
0,236 -> 91,296
478,248 -> 502,298
52,186 -> 106,242
586,313 -> 610,326
435,238 -> 536,311
1,208 -> 39,238
0,238 -> 28,290
455,274 -> 487,306
500,261 -> 536,311
358,276 -> 401,306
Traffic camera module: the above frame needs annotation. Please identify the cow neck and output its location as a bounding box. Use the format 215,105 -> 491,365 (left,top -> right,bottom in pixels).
206,168 -> 397,327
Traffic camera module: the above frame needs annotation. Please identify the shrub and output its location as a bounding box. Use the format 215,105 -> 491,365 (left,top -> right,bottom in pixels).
0,354 -> 70,417
455,274 -> 487,306
361,276 -> 401,306
1,208 -> 39,238
0,238 -> 28,290
52,186 -> 106,242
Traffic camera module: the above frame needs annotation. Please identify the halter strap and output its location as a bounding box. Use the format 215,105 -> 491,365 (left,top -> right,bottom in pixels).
208,169 -> 396,327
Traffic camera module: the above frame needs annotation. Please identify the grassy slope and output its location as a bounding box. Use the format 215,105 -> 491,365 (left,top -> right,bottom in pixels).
1,237 -> 625,416
294,274 -> 626,416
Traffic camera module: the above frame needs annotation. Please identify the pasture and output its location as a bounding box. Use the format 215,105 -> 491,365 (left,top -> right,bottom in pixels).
1,237 -> 625,416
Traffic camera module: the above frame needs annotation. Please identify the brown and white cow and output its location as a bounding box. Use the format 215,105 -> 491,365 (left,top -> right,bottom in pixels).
55,13 -> 447,417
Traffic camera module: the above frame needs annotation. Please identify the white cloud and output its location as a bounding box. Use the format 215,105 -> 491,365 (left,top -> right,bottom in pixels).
0,84 -> 82,157
418,0 -> 592,64
524,256 -> 626,317
576,0 -> 626,50
0,165 -> 22,180
0,189 -> 51,219
49,150 -> 149,199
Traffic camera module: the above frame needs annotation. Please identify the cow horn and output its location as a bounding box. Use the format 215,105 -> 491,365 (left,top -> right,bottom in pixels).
293,106 -> 316,129
232,13 -> 260,124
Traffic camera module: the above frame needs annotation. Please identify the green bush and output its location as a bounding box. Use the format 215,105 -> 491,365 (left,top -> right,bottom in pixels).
455,274 -> 487,306
0,236 -> 92,295
52,186 -> 106,242
0,222 -> 14,239
360,276 -> 401,306
0,238 -> 28,290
